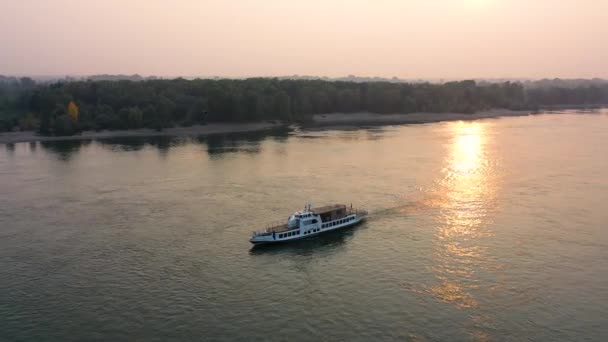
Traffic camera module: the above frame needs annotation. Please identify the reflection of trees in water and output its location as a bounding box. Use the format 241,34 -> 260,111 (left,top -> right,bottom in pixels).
4,143 -> 16,155
40,140 -> 92,161
197,128 -> 290,157
295,126 -> 393,142
98,136 -> 175,153
36,127 -> 291,160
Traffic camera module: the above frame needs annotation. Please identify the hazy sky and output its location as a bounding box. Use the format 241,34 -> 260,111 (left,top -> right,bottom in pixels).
1,0 -> 607,79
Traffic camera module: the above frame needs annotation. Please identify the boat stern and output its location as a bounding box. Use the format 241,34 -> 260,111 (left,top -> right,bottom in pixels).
250,233 -> 275,244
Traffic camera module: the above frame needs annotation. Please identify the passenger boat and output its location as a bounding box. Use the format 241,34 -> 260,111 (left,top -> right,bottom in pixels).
250,203 -> 368,245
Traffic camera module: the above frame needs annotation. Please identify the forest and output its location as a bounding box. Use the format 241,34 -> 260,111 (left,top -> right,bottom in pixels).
1,76 -> 607,135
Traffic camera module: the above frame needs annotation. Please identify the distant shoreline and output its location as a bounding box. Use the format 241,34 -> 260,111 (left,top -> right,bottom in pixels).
311,109 -> 533,127
0,107 -> 604,144
0,122 -> 284,144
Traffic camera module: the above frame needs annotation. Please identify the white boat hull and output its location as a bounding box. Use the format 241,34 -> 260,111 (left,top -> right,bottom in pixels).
250,214 -> 366,245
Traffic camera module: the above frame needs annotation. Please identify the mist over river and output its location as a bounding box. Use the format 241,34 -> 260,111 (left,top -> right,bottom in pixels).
1,111 -> 607,341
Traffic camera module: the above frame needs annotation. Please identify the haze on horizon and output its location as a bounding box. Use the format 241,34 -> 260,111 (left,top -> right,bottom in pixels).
1,0 -> 607,79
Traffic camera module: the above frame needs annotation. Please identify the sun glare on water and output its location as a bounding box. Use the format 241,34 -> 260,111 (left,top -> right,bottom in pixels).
426,121 -> 500,315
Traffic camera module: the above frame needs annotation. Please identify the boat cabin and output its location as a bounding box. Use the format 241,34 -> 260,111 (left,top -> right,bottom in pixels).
250,203 -> 367,244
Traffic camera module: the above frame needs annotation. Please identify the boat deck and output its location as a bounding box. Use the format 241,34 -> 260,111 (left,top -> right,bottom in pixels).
266,223 -> 290,233
261,207 -> 368,234
311,204 -> 345,214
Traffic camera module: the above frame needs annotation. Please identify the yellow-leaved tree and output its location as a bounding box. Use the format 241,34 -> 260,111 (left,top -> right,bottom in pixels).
67,101 -> 79,122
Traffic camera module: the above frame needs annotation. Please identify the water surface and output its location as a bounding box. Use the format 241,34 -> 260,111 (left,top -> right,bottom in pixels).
1,111 -> 608,341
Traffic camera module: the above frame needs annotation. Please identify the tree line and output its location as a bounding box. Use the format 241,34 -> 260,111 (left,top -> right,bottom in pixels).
1,77 -> 607,135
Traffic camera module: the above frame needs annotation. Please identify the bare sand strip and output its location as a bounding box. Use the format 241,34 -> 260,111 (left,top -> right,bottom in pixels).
312,109 -> 533,127
2,108 -> 592,144
0,122 -> 283,144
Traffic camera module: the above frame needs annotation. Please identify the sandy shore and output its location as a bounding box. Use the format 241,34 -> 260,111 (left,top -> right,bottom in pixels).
312,109 -> 534,127
2,108 -> 595,144
0,122 -> 284,144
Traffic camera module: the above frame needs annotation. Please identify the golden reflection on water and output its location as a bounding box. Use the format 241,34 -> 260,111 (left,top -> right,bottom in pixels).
429,121 -> 498,315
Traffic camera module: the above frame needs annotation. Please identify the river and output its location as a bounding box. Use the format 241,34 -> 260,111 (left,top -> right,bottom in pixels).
1,111 -> 607,341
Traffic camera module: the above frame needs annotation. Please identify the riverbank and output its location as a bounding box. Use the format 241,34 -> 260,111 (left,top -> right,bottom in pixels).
0,122 -> 284,144
1,108 -> 602,144
311,109 -> 534,127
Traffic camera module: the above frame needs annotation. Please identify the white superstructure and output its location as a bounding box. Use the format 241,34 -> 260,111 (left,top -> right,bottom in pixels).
250,204 -> 368,244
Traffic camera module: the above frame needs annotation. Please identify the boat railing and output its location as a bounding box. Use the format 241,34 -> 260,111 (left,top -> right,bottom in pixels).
253,206 -> 368,237
252,220 -> 287,236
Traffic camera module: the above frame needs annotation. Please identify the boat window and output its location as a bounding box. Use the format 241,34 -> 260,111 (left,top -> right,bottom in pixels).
312,219 -> 317,224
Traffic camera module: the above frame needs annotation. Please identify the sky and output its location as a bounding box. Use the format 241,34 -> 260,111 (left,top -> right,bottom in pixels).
1,0 -> 607,79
